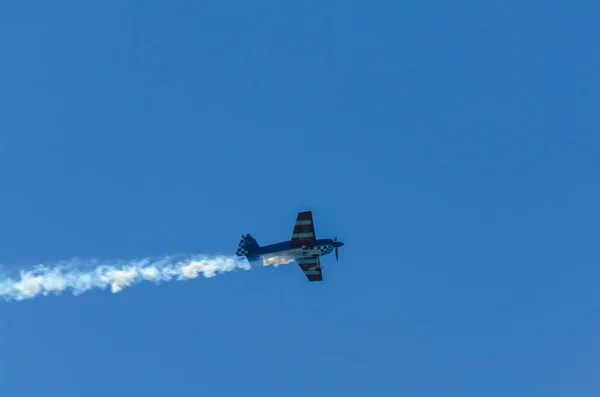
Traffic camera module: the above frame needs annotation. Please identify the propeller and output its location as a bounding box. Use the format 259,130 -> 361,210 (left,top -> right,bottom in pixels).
334,236 -> 339,261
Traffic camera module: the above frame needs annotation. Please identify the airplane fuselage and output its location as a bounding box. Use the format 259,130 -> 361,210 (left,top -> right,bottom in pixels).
235,210 -> 344,281
254,238 -> 336,260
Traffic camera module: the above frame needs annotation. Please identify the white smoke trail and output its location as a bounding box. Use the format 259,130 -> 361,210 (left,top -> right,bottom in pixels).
0,254 -> 251,302
262,256 -> 295,267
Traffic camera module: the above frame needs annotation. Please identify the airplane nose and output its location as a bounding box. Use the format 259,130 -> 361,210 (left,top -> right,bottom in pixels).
336,241 -> 344,247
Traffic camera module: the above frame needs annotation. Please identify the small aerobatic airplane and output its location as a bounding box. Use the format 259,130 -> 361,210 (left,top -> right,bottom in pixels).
235,210 -> 344,281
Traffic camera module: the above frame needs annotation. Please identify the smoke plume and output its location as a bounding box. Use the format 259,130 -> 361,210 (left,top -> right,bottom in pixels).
262,256 -> 295,266
0,254 -> 251,302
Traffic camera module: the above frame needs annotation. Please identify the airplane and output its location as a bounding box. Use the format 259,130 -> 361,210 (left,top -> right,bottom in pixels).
235,210 -> 344,281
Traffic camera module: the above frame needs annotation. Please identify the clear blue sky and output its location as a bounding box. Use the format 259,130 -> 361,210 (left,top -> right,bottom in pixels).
1,1 -> 598,396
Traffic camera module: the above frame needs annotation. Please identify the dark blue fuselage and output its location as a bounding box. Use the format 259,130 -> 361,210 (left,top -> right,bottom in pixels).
257,238 -> 337,254
246,238 -> 343,263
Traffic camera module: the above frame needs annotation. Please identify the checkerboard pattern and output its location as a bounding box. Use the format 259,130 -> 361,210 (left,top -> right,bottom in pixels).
236,234 -> 259,256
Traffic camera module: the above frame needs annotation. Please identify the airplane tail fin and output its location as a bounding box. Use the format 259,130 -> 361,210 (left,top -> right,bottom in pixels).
236,234 -> 260,256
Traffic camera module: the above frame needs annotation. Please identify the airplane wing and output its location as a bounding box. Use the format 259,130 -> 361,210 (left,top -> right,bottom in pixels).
297,256 -> 323,282
290,211 -> 316,246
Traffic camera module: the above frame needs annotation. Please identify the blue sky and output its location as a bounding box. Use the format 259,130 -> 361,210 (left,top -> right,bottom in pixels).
1,1 -> 599,396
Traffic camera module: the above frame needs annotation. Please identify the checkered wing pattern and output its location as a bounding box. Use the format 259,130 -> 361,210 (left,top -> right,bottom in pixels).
297,256 -> 323,282
290,211 -> 316,246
